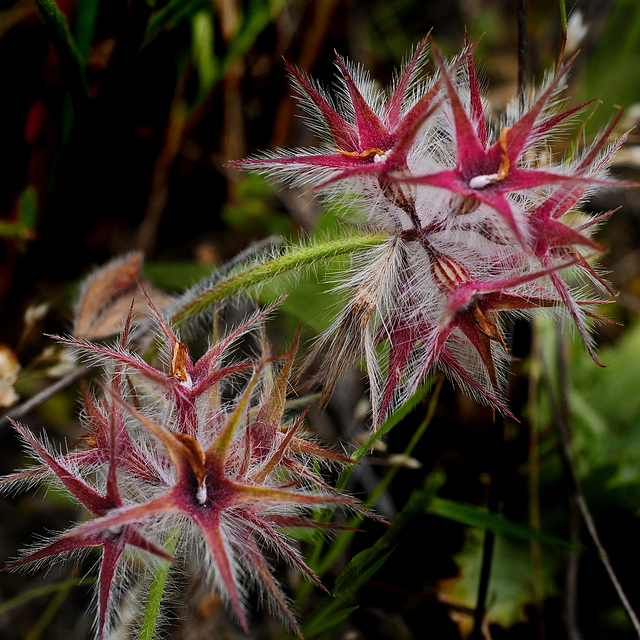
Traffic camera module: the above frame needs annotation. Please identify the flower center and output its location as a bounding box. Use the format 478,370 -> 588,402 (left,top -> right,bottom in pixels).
468,127 -> 511,190
196,479 -> 207,505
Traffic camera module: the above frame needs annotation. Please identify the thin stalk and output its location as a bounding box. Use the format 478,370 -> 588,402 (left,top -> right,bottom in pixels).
541,327 -> 640,638
565,480 -> 583,640
0,365 -> 89,429
470,413 -> 505,640
169,233 -> 390,327
139,530 -> 179,640
528,319 -> 545,637
557,0 -> 568,71
557,325 -> 582,640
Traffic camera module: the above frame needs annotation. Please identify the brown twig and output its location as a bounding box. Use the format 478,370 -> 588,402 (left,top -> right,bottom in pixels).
0,365 -> 89,429
540,326 -> 640,638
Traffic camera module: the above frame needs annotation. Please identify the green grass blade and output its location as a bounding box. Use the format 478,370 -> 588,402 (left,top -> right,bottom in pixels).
0,577 -> 95,616
428,498 -> 583,552
35,0 -> 89,113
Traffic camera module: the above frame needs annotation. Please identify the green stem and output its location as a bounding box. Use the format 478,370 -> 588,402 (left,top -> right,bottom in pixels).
139,531 -> 180,640
558,0 -> 568,33
169,233 -> 390,327
317,376 -> 443,577
296,377 -> 438,608
557,0 -> 568,70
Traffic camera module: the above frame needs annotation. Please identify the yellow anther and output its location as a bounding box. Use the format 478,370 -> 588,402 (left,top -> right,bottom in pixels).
332,147 -> 386,158
496,126 -> 511,181
171,341 -> 190,382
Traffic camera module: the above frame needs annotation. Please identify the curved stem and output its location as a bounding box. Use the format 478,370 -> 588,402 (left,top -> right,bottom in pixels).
542,326 -> 640,638
169,232 -> 390,327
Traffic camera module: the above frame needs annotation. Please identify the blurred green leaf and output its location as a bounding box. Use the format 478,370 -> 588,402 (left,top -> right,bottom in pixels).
222,0 -> 290,78
440,529 -> 558,628
142,261 -> 213,291
303,606 -> 359,638
428,498 -> 581,552
0,187 -> 38,244
0,577 -> 95,616
35,0 -> 89,112
304,473 -> 444,637
577,0 -> 640,128
145,0 -> 207,46
74,0 -> 100,59
192,10 -> 219,98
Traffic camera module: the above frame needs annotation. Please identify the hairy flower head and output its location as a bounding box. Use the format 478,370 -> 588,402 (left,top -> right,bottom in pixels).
235,36 -> 630,427
2,298 -> 361,638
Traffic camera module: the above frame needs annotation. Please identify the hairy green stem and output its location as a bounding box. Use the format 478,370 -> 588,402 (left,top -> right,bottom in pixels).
170,233 -> 390,327
139,531 -> 179,640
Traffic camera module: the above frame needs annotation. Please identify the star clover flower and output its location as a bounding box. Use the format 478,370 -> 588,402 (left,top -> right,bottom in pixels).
234,35 -> 445,228
236,36 -> 629,427
2,298 -> 360,638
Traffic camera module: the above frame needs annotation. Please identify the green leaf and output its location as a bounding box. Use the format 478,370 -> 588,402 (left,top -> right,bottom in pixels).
74,0 -> 100,59
332,547 -> 394,598
192,10 -> 219,97
144,0 -> 208,47
428,498 -> 582,552
304,473 -> 444,636
303,606 -> 359,638
19,186 -> 38,230
221,0 -> 291,80
440,529 -> 559,629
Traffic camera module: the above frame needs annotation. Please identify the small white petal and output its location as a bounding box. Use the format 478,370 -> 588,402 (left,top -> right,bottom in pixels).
469,174 -> 499,189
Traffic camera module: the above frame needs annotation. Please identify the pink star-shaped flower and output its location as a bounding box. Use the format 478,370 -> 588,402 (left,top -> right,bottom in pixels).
396,43 -> 605,243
